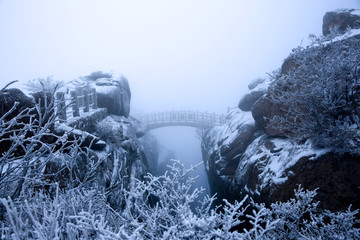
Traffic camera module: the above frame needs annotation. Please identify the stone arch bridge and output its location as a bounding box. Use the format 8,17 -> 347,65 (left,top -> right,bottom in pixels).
139,110 -> 226,131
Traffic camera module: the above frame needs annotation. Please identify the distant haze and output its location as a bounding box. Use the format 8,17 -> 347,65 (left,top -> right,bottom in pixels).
0,0 -> 359,115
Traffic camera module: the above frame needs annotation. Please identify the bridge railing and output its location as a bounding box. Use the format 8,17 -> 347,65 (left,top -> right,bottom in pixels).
140,110 -> 225,129
55,87 -> 97,122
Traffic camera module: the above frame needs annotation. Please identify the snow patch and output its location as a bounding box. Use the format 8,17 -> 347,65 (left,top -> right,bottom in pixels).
237,136 -> 330,190
208,108 -> 254,151
327,28 -> 360,44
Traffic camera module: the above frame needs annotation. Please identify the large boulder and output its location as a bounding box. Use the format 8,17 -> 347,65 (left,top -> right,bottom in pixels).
238,77 -> 271,112
251,94 -> 286,137
95,76 -> 131,117
0,88 -> 36,156
323,9 -> 360,36
238,90 -> 266,112
252,25 -> 360,138
233,135 -> 360,211
0,88 -> 35,121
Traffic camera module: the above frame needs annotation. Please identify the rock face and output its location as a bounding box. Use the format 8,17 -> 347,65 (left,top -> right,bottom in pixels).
231,135 -> 360,211
238,90 -> 266,111
0,88 -> 35,121
95,77 -> 131,117
323,9 -> 360,36
0,78 -> 156,211
0,88 -> 36,156
45,105 -> 153,210
201,109 -> 256,205
238,77 -> 271,112
202,9 -> 360,211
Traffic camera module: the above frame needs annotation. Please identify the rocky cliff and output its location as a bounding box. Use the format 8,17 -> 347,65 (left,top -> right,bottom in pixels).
0,74 -> 157,211
202,9 -> 360,211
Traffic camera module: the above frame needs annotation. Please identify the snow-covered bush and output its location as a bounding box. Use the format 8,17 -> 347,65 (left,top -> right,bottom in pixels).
96,119 -> 123,147
0,93 -> 58,198
0,92 -> 359,238
254,186 -> 360,239
269,33 -> 360,153
26,76 -> 65,93
1,160 -> 359,239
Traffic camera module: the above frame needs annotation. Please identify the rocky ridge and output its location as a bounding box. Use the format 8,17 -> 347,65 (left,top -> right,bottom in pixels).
201,9 -> 360,210
0,74 -> 157,210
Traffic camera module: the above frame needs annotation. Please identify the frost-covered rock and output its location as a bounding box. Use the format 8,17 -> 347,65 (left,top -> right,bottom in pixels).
0,88 -> 34,121
95,76 -> 131,117
233,135 -> 360,211
0,88 -> 37,156
252,11 -> 360,138
67,108 -> 108,133
55,124 -> 105,150
251,94 -> 284,137
323,9 -> 360,36
233,136 -> 327,199
238,76 -> 272,112
201,108 -> 256,203
204,10 -> 360,210
238,90 -> 265,112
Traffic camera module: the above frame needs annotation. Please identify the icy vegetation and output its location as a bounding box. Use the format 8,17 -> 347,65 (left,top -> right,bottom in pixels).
268,33 -> 360,153
1,80 -> 359,239
201,9 -> 360,235
1,160 -> 359,239
1,9 -> 360,239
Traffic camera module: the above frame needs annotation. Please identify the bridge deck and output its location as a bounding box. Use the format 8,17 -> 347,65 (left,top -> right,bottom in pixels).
140,110 -> 225,130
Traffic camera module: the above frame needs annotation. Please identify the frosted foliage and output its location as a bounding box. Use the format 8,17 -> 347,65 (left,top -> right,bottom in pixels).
269,33 -> 360,153
0,89 -> 359,239
26,76 -> 65,93
1,161 -> 359,239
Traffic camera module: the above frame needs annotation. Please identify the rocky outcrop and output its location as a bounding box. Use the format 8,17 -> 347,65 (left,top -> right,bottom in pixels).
202,9 -> 360,212
238,77 -> 271,112
95,77 -> 131,117
323,9 -> 360,36
238,90 -> 266,111
0,88 -> 35,121
0,88 -> 36,156
45,112 -> 155,210
201,109 -> 257,204
229,135 -> 360,211
252,26 -> 360,138
0,77 -> 156,211
67,108 -> 108,133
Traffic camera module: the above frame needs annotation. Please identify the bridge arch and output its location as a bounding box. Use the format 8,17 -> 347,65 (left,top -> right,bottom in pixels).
139,110 -> 225,131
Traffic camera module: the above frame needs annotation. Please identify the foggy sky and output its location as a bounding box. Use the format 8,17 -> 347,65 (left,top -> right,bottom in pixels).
0,0 -> 359,115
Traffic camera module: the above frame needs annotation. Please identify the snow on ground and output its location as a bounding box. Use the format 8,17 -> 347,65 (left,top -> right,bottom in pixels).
329,28 -> 360,43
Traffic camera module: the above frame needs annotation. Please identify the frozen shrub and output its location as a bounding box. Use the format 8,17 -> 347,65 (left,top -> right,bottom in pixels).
0,162 -> 359,239
26,76 -> 64,93
269,32 -> 360,153
0,92 -> 359,238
